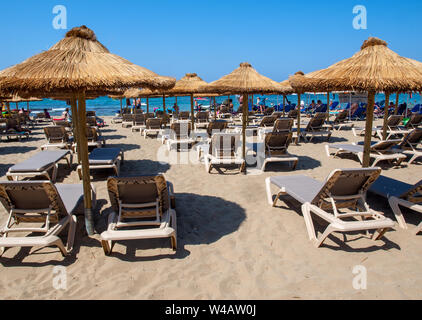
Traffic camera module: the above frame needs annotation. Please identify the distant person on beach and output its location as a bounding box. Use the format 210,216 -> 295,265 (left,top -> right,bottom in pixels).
19,108 -> 25,114
43,109 -> 51,119
350,103 -> 359,116
62,108 -> 70,120
173,103 -> 179,114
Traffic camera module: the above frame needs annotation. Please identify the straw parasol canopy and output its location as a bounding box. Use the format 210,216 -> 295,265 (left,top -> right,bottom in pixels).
289,37 -> 422,167
3,95 -> 42,103
0,25 -> 176,236
0,25 -> 176,98
197,62 -> 286,172
199,62 -> 285,95
289,38 -> 422,93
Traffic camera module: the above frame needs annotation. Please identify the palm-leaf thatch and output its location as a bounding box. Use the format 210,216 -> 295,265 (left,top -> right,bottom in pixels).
163,73 -> 208,95
289,37 -> 422,93
0,26 -> 176,98
199,62 -> 286,94
4,95 -> 42,102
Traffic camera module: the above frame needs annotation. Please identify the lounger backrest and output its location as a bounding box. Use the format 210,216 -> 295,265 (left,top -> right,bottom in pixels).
287,109 -> 298,119
87,116 -> 97,127
170,122 -> 192,139
122,114 -> 134,122
310,168 -> 381,207
387,115 -> 403,128
371,139 -> 401,153
406,114 -> 422,128
146,118 -> 162,129
207,121 -> 228,137
107,175 -> 170,218
264,108 -> 274,115
145,113 -> 155,119
265,132 -> 292,155
209,133 -> 239,158
399,180 -> 422,202
86,126 -> 100,141
260,116 -> 277,127
399,128 -> 422,149
133,114 -> 146,125
220,106 -> 231,114
306,113 -> 326,131
271,112 -> 283,119
178,111 -> 190,120
0,181 -> 68,217
196,112 -> 209,122
86,111 -> 96,117
6,118 -> 20,131
335,109 -> 348,122
273,119 -> 293,133
44,126 -> 68,143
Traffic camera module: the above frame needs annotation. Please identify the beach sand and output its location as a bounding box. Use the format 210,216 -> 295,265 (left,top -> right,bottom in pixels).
0,116 -> 421,300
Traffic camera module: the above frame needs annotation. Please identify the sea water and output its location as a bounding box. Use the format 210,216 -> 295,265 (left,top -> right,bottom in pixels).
12,93 -> 421,117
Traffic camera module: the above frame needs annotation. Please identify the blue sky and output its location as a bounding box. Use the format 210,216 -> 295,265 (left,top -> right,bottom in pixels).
1,0 -> 421,82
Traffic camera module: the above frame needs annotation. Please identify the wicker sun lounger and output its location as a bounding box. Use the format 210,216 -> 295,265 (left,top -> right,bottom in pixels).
7,150 -> 72,182
325,140 -> 407,167
100,175 -> 177,255
0,180 -> 96,257
258,132 -> 298,171
369,176 -> 422,234
266,168 -> 395,247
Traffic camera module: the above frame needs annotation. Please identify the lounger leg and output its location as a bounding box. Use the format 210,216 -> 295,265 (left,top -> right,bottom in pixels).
66,215 -> 77,252
52,237 -> 68,257
291,159 -> 298,170
77,166 -> 83,180
415,222 -> 422,235
408,154 -> 420,164
265,178 -> 274,206
101,240 -> 113,256
301,203 -> 318,243
389,197 -> 408,229
315,224 -> 336,248
52,164 -> 58,182
352,128 -> 358,137
327,132 -> 332,141
325,145 -> 331,157
372,228 -> 389,241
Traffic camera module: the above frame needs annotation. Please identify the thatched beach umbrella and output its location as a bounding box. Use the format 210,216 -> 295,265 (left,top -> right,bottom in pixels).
290,37 -> 422,167
3,94 -> 42,111
162,73 -> 208,127
199,62 -> 286,172
0,26 -> 176,235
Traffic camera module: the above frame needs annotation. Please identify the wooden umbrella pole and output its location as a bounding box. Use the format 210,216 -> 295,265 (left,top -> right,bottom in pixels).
190,94 -> 195,128
214,97 -> 217,119
27,101 -> 29,112
363,91 -> 376,167
394,93 -> 399,115
120,98 -> 122,115
296,93 -> 301,145
147,97 -> 149,114
242,93 -> 248,174
326,92 -> 330,121
70,97 -> 81,163
382,92 -> 390,140
283,95 -> 286,117
77,91 -> 94,235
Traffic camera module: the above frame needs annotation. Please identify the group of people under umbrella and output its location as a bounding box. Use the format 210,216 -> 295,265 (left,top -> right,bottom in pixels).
0,26 -> 422,235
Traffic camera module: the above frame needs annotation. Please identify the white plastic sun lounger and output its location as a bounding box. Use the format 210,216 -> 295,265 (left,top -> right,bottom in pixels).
203,133 -> 245,173
258,132 -> 298,171
7,150 -> 72,182
325,140 -> 407,167
77,148 -> 124,179
166,122 -> 196,151
369,176 -> 422,234
266,168 -> 394,247
100,175 -> 177,255
0,181 -> 96,257
394,128 -> 422,164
